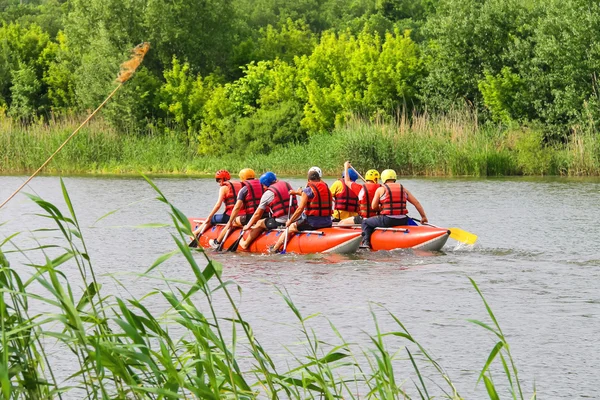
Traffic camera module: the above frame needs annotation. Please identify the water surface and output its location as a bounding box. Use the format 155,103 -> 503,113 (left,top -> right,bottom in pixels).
1,175 -> 599,398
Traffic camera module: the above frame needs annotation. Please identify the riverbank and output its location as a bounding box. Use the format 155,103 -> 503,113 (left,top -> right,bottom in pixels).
2,113 -> 599,176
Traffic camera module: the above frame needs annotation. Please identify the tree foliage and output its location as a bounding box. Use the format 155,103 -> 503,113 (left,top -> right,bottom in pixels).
1,0 -> 599,153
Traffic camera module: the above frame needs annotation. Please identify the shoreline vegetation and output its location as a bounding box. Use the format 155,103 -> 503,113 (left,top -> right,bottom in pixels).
0,178 -> 534,399
2,112 -> 599,177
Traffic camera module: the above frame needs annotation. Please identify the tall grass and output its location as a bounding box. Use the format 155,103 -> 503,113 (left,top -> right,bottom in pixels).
0,178 -> 537,399
2,111 -> 599,176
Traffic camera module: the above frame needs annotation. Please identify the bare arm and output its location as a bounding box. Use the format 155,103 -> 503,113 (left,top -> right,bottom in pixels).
243,208 -> 265,230
206,186 -> 227,219
225,200 -> 244,228
405,189 -> 428,224
196,186 -> 227,234
371,187 -> 385,212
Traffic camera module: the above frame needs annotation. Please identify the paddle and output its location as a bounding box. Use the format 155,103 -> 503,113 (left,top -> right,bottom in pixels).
227,229 -> 244,252
280,193 -> 296,254
216,227 -> 232,251
351,167 -> 367,183
413,218 -> 478,245
281,227 -> 290,254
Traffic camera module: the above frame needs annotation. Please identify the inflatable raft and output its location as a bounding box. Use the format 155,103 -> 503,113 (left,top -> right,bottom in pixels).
188,218 -> 362,254
334,225 -> 450,251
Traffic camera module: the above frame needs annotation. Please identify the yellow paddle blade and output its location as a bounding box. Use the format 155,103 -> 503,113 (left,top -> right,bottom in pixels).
449,227 -> 478,245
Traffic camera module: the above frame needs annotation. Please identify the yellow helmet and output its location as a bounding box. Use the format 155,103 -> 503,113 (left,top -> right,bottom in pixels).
365,169 -> 380,182
239,168 -> 256,181
381,169 -> 397,182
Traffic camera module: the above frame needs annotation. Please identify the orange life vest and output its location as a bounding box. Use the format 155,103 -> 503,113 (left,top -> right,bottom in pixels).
359,182 -> 380,218
380,183 -> 408,216
242,179 -> 265,215
333,179 -> 359,212
224,181 -> 243,215
305,181 -> 333,217
268,181 -> 297,218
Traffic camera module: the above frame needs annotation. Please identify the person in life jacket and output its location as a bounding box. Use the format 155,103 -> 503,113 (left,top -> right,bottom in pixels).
330,161 -> 362,222
360,169 -> 428,249
238,171 -> 298,250
337,168 -> 380,225
270,168 -> 333,253
192,169 -> 242,239
210,168 -> 265,248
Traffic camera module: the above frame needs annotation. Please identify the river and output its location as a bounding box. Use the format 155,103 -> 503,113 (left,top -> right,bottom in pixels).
1,175 -> 599,398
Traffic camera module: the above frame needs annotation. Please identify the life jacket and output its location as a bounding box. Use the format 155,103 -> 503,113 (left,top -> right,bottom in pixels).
224,181 -> 243,215
305,181 -> 333,217
359,182 -> 380,218
333,179 -> 359,213
268,181 -> 297,218
242,179 -> 265,215
380,183 -> 408,216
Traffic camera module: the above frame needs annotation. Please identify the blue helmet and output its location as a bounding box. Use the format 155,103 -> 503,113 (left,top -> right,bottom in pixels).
342,168 -> 359,182
259,171 -> 277,187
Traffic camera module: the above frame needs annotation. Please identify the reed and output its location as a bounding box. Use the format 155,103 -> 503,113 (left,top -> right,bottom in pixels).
0,178 -> 537,399
1,111 -> 597,176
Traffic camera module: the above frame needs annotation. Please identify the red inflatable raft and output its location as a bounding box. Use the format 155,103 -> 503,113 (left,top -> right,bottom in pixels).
188,218 -> 362,254
333,225 -> 450,251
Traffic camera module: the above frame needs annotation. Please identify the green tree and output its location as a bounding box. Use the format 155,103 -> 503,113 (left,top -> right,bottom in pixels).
422,0 -> 539,111
9,63 -> 41,119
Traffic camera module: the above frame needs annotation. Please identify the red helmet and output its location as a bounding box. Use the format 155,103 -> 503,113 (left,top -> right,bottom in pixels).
215,170 -> 231,180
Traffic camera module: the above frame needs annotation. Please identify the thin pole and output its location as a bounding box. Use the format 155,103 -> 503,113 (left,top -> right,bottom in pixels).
351,167 -> 366,182
0,83 -> 123,210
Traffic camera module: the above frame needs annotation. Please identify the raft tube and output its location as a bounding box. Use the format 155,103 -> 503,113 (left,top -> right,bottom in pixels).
188,218 -> 362,254
334,225 -> 450,251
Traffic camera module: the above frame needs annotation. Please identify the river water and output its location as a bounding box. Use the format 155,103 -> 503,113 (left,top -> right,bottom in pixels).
1,175 -> 599,398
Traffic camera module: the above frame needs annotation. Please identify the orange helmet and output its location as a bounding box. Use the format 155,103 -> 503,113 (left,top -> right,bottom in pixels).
239,168 -> 256,180
215,170 -> 231,181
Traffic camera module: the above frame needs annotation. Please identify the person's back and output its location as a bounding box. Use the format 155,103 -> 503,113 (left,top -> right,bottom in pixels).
223,180 -> 244,215
305,180 -> 333,220
379,182 -> 408,216
241,178 -> 265,215
331,165 -> 361,221
359,181 -> 380,218
268,180 -> 297,218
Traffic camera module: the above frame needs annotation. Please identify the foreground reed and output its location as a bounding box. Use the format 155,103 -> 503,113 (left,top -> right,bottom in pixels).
0,178 -> 536,398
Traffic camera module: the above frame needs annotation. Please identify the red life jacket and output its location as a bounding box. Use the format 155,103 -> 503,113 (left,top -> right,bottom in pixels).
242,179 -> 265,215
333,179 -> 359,212
305,181 -> 333,217
268,181 -> 297,218
359,182 -> 380,218
380,183 -> 408,215
224,181 -> 243,215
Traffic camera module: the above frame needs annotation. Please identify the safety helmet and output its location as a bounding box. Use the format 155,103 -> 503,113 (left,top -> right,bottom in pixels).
239,168 -> 256,181
259,171 -> 277,187
308,166 -> 322,178
342,168 -> 359,182
365,169 -> 380,182
381,169 -> 397,182
215,169 -> 231,181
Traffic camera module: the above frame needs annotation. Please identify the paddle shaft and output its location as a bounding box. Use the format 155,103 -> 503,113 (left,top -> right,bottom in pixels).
351,167 -> 366,183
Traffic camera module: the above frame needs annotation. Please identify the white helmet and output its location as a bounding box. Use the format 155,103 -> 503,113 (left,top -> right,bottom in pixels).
308,166 -> 322,178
